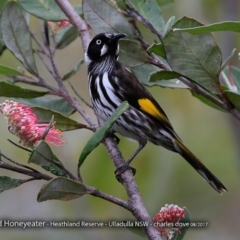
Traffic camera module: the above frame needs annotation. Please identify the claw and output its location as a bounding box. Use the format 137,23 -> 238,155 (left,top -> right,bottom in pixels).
115,164 -> 136,182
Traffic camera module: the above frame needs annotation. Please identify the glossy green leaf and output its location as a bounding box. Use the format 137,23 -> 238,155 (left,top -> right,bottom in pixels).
119,40 -> 149,67
63,59 -> 84,80
128,0 -> 164,31
1,2 -> 38,74
173,21 -> 240,34
147,43 -> 166,58
0,81 -> 48,98
0,176 -> 26,193
83,0 -> 134,38
37,177 -> 87,202
56,25 -> 79,49
79,101 -> 129,167
18,0 -> 66,21
29,141 -> 65,176
150,70 -> 181,81
31,107 -> 87,131
225,91 -> 240,111
162,16 -> 175,37
0,65 -> 24,76
163,17 -> 222,94
17,97 -> 75,116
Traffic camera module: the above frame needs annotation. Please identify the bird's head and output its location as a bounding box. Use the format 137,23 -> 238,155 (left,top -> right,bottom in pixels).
85,32 -> 127,66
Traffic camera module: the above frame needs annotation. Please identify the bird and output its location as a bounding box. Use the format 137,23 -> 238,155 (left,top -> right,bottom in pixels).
85,32 -> 227,194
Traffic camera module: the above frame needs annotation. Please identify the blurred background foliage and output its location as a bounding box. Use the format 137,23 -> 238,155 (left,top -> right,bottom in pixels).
0,0 -> 240,239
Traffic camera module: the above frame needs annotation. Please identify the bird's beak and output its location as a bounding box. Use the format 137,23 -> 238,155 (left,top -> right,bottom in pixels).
109,33 -> 127,44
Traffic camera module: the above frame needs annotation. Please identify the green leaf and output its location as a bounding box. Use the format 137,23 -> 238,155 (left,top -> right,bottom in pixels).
119,40 -> 149,67
147,43 -> 166,58
78,101 -> 129,167
18,0 -> 66,21
163,16 -> 222,94
62,59 -> 84,80
155,0 -> 174,8
225,91 -> 240,111
56,25 -> 79,49
153,79 -> 188,88
173,21 -> 240,34
116,0 -> 127,10
162,16 -> 175,37
31,107 -> 87,131
0,81 -> 48,98
37,177 -> 87,202
150,70 -> 181,81
1,1 -> 38,74
128,0 -> 164,31
83,0 -> 134,38
222,66 -> 240,92
0,0 -> 8,13
17,97 -> 75,116
29,141 -> 65,176
131,63 -> 158,86
192,92 -> 225,112
0,65 -> 24,76
174,207 -> 190,240
29,140 -> 54,166
0,176 -> 26,193
221,48 -> 236,70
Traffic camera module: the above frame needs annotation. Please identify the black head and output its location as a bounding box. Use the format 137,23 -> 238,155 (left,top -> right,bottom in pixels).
85,32 -> 127,66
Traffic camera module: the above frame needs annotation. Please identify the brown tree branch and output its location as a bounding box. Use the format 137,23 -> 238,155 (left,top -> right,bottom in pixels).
55,0 -> 161,239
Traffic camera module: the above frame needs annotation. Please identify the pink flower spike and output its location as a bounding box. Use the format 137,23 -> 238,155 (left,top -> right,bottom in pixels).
153,204 -> 186,239
0,100 -> 65,147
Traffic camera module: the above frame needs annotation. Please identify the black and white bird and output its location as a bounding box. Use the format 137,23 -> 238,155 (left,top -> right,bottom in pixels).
85,32 -> 227,193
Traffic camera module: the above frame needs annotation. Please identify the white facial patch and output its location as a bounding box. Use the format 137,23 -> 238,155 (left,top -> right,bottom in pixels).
100,44 -> 108,56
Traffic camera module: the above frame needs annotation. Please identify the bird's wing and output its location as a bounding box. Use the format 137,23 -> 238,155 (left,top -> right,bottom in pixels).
112,62 -> 174,131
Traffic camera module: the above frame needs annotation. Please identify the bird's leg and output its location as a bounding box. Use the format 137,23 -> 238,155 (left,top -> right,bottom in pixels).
115,139 -> 147,181
107,130 -> 120,144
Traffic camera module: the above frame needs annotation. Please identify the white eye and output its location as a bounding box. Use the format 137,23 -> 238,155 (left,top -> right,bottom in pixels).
96,39 -> 101,45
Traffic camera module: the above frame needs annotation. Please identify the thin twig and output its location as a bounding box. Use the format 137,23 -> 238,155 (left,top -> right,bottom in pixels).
34,149 -> 78,181
8,139 -> 32,153
86,185 -> 130,210
67,80 -> 93,108
29,29 -> 49,56
124,0 -> 163,41
1,150 -> 38,172
34,50 -> 55,76
0,159 -> 52,181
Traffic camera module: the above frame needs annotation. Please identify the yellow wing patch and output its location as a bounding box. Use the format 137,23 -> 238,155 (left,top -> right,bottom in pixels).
138,98 -> 169,123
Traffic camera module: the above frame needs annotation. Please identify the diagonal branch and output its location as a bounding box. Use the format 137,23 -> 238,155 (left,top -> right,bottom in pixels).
55,0 -> 161,239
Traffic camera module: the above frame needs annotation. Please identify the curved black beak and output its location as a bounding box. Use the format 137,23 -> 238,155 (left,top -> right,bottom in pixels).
109,33 -> 127,44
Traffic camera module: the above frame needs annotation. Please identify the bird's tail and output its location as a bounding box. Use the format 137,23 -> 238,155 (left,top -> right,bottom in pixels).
175,140 -> 227,194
